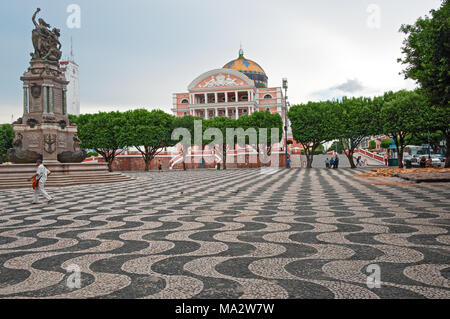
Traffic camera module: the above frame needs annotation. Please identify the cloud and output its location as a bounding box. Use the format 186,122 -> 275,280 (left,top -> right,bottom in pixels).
333,79 -> 365,93
309,78 -> 367,101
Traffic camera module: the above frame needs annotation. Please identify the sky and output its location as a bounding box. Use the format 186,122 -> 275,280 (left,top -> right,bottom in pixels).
0,0 -> 443,123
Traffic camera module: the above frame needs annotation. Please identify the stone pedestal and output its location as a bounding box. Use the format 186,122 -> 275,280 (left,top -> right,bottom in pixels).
8,60 -> 86,163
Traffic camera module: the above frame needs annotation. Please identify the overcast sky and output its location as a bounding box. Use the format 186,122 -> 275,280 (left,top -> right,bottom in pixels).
0,0 -> 443,123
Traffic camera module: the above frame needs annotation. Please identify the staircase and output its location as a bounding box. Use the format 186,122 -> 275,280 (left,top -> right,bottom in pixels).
0,163 -> 133,189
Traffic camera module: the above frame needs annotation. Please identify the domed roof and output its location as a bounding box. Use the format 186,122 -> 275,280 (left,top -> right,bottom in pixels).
223,48 -> 268,88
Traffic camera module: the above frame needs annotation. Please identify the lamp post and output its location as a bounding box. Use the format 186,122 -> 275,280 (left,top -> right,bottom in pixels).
282,78 -> 289,168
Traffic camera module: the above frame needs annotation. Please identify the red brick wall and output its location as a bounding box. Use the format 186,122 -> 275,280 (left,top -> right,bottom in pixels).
97,154 -> 287,171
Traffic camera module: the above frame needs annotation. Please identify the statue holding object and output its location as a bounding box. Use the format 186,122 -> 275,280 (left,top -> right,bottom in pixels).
31,8 -> 62,64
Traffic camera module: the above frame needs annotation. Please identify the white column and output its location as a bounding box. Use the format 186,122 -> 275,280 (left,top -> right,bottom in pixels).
205,109 -> 209,120
235,107 -> 238,119
204,93 -> 208,104
214,92 -> 218,104
235,91 -> 238,102
225,92 -> 228,103
215,108 -> 218,117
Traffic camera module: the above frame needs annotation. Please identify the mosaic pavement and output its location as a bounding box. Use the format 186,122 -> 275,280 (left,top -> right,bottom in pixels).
0,168 -> 449,299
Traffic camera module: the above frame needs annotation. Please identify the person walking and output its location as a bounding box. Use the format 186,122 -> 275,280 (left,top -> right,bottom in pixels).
28,159 -> 53,204
325,158 -> 330,168
286,155 -> 291,168
158,160 -> 162,172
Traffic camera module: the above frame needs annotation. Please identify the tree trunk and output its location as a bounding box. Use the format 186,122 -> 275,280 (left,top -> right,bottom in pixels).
107,158 -> 113,172
444,133 -> 450,168
346,149 -> 356,169
306,151 -> 313,168
397,135 -> 404,168
256,144 -> 260,168
144,157 -> 150,171
222,144 -> 227,170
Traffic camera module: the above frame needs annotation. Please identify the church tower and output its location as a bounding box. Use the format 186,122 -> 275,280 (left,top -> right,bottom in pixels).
59,38 -> 80,116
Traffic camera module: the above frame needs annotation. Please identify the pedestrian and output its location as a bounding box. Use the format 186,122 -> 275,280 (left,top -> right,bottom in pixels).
325,158 -> 330,168
286,155 -> 291,168
419,156 -> 426,168
334,155 -> 339,169
330,158 -> 334,169
28,159 -> 53,204
158,160 -> 162,172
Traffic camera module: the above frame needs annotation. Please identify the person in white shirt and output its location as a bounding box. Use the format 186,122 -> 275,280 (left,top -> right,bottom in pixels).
28,159 -> 53,204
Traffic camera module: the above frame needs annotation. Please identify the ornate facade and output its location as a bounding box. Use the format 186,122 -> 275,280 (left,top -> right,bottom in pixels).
172,48 -> 287,124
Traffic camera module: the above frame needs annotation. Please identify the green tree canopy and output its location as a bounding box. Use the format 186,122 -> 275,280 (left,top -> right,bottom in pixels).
380,90 -> 430,167
69,111 -> 126,171
288,101 -> 335,168
203,116 -> 236,169
172,115 -> 203,170
334,96 -> 379,168
398,1 -> 450,166
0,124 -> 14,163
119,109 -> 176,171
380,138 -> 393,149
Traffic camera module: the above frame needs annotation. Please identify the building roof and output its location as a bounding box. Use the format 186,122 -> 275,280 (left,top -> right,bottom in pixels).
222,48 -> 266,75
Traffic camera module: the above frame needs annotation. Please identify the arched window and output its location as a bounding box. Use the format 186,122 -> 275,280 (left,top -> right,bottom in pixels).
264,94 -> 273,99
181,99 -> 189,104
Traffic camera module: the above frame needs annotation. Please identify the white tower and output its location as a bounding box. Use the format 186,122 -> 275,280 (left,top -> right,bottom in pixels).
59,38 -> 80,116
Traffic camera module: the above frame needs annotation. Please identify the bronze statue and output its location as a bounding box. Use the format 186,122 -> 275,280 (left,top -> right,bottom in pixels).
31,8 -> 62,63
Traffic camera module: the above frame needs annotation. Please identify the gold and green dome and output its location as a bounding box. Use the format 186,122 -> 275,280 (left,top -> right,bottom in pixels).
223,48 -> 268,88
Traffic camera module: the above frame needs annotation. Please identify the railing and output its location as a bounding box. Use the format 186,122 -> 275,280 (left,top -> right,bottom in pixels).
354,149 -> 385,163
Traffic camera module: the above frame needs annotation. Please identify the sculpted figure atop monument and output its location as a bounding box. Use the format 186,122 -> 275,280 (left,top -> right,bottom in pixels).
31,8 -> 62,64
7,8 -> 86,164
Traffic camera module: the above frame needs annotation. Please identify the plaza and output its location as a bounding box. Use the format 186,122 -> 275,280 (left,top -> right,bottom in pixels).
0,168 -> 449,299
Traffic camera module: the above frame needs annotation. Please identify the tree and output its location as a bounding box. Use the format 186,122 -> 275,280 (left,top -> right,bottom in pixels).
398,1 -> 449,110
380,90 -> 430,168
380,138 -> 393,149
172,115 -> 202,170
203,116 -> 236,169
0,124 -> 14,163
369,140 -> 376,150
329,140 -> 344,154
119,109 -> 176,171
70,112 -> 125,172
335,97 -> 378,168
249,111 -> 283,166
288,101 -> 334,168
398,1 -> 450,166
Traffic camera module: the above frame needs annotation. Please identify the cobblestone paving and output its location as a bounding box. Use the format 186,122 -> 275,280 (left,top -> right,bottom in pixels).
0,168 -> 449,299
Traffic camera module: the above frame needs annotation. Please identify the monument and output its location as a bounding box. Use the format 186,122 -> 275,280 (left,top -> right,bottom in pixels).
0,8 -> 131,189
8,8 -> 86,164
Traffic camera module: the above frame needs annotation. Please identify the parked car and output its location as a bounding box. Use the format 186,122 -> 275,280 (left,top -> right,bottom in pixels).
430,154 -> 444,167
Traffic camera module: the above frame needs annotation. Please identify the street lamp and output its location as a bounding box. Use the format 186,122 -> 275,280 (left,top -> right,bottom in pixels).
282,78 -> 289,168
